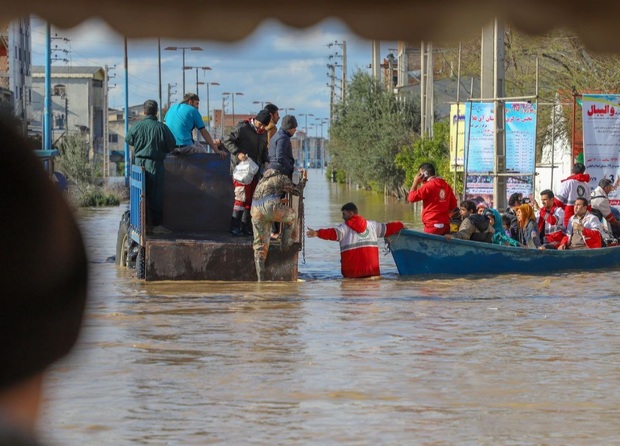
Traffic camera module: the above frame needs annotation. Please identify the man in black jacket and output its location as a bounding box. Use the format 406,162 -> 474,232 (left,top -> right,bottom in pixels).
224,109 -> 272,236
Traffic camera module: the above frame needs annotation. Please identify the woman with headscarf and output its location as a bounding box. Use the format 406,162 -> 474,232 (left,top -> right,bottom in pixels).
483,208 -> 521,247
517,203 -> 544,250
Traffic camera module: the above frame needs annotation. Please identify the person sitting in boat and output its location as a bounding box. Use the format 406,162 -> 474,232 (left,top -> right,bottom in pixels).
476,201 -> 488,215
517,203 -> 545,250
407,162 -> 457,235
503,193 -> 522,241
306,202 -> 404,278
445,200 -> 494,243
483,208 -> 520,247
591,178 -> 620,238
558,197 -> 603,250
536,189 -> 565,249
554,162 -> 591,228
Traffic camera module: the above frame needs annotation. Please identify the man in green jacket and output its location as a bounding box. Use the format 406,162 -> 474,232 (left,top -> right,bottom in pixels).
126,100 -> 176,234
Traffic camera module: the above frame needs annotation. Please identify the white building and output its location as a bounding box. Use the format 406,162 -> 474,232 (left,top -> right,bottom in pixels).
0,18 -> 32,123
31,66 -> 106,155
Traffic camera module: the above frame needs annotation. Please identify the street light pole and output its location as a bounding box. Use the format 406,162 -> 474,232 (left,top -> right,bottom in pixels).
183,66 -> 212,110
206,82 -> 219,132
222,91 -> 244,126
298,113 -> 314,169
164,46 -> 203,96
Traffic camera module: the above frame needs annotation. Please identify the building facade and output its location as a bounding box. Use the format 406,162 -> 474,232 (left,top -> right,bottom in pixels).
31,66 -> 106,155
0,18 -> 32,124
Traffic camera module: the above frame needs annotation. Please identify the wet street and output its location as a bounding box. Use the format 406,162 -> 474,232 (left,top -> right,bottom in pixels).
41,170 -> 620,445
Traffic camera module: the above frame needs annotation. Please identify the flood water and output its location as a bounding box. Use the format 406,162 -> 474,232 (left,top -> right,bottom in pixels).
41,170 -> 620,445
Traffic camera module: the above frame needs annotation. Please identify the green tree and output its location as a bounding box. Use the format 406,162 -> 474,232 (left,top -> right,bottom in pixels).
329,71 -> 420,195
58,133 -> 119,206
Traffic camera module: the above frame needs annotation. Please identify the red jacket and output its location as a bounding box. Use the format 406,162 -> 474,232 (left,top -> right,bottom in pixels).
554,173 -> 591,227
407,177 -> 457,235
316,215 -> 404,278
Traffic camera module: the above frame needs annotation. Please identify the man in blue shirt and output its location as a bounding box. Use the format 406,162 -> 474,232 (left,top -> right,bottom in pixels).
164,93 -> 227,157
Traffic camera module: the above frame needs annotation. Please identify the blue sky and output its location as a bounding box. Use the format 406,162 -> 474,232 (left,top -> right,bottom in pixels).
31,17 -> 396,136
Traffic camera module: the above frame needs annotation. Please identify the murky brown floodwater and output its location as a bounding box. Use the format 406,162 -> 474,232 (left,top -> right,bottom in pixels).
41,170 -> 620,445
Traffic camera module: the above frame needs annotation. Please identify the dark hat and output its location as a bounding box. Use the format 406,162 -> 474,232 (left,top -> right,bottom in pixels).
281,115 -> 298,131
255,110 -> 272,126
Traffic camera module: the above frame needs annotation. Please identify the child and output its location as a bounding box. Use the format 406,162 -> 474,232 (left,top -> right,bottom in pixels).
502,214 -> 512,238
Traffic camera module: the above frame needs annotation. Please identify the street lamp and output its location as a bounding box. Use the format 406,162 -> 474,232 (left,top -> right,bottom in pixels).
222,92 -> 244,126
283,107 -> 295,115
298,113 -> 314,169
252,100 -> 271,111
164,46 -> 203,96
205,82 -> 220,132
183,66 -> 212,107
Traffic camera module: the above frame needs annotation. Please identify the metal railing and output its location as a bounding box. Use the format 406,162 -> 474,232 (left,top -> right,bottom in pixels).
129,164 -> 145,246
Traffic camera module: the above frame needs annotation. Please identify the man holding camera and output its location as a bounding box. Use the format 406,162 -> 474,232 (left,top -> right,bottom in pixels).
407,163 -> 457,235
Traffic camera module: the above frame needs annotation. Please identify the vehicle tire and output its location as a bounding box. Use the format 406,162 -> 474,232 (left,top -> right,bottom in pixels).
115,210 -> 130,266
136,246 -> 146,279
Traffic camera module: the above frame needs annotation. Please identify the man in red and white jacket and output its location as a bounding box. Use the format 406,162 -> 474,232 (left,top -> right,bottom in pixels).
407,162 -> 457,235
536,189 -> 565,248
558,197 -> 603,250
554,162 -> 591,227
306,202 -> 404,278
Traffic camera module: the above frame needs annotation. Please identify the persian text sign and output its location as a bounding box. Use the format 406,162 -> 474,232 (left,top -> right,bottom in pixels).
464,102 -> 537,175
505,102 -> 536,173
582,94 -> 620,205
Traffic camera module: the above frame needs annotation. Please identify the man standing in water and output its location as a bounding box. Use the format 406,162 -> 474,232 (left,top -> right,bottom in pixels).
407,162 -> 457,235
251,167 -> 307,281
307,202 -> 404,278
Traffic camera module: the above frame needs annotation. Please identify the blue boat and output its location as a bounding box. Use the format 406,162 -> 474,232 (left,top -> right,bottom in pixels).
387,229 -> 620,276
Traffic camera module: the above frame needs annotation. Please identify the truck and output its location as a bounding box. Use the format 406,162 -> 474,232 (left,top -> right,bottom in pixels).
115,153 -> 303,281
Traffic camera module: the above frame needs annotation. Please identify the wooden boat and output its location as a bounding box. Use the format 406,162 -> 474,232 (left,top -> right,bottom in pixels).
387,229 -> 620,276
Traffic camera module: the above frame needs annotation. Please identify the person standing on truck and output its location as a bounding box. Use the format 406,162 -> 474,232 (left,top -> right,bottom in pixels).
224,109 -> 272,236
164,93 -> 227,156
126,99 -> 176,235
263,103 -> 280,145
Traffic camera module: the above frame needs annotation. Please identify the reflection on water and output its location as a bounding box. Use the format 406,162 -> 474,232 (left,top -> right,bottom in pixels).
41,170 -> 620,445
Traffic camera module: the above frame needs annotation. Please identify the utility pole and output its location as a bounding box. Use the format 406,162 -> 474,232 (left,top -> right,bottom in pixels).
103,64 -> 116,178
481,19 -> 506,210
420,41 -> 434,138
327,41 -> 347,104
371,41 -> 382,84
166,83 -> 177,110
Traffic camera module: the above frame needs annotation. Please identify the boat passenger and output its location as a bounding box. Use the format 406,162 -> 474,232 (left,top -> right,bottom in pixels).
306,202 -> 404,278
554,162 -> 591,227
558,197 -> 603,250
407,162 -> 457,235
517,203 -> 544,250
483,208 -> 520,247
445,200 -> 494,243
476,201 -> 488,215
591,178 -> 620,238
503,192 -> 522,241
536,189 -> 565,249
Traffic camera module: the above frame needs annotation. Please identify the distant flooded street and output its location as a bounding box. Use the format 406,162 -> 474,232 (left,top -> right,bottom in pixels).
41,169 -> 620,445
